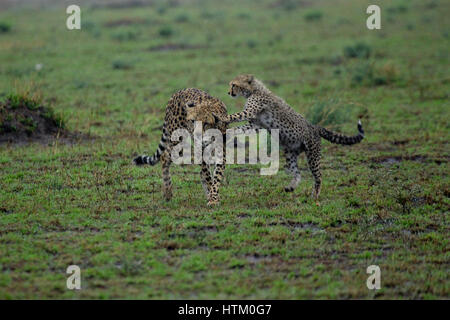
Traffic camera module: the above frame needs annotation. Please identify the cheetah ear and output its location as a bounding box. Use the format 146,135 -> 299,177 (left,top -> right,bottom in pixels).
247,74 -> 254,84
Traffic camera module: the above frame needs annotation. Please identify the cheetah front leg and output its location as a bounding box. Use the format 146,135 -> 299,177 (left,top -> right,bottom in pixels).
213,104 -> 263,124
208,162 -> 225,206
200,161 -> 212,200
284,150 -> 301,192
207,142 -> 226,206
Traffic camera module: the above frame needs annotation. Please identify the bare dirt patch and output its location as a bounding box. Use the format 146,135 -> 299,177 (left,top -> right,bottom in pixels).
370,155 -> 446,165
104,17 -> 148,28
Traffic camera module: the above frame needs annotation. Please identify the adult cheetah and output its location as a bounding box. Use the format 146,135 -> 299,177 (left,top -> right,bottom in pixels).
133,88 -> 228,205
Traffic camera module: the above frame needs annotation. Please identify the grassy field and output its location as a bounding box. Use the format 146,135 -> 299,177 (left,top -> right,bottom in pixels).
0,0 -> 449,299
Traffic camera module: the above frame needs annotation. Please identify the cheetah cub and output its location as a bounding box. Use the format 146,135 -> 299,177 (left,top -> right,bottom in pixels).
214,74 -> 364,201
133,88 -> 228,206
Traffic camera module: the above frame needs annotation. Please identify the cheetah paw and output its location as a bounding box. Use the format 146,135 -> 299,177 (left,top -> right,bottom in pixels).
207,200 -> 219,206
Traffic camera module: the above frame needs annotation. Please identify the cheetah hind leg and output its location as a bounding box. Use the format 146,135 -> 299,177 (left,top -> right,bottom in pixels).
306,148 -> 322,205
161,150 -> 173,201
284,151 -> 301,192
199,163 -> 220,206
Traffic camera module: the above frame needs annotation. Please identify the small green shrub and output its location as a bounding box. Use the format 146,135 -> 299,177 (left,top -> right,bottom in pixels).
237,13 -> 251,19
7,93 -> 40,110
0,22 -> 11,33
425,1 -> 438,9
19,116 -> 36,127
83,21 -> 101,38
247,39 -> 258,48
112,60 -> 133,70
344,42 -> 371,59
159,26 -> 174,37
174,14 -> 190,23
19,116 -> 38,135
42,107 -> 65,129
334,68 -> 342,76
157,7 -> 166,14
200,11 -> 223,20
351,63 -> 373,86
274,0 -> 299,11
350,62 -> 398,87
111,29 -> 140,41
73,80 -> 89,89
387,5 -> 408,14
304,11 -> 323,22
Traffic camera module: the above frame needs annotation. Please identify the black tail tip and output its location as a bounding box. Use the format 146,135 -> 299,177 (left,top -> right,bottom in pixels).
358,119 -> 364,136
133,155 -> 145,165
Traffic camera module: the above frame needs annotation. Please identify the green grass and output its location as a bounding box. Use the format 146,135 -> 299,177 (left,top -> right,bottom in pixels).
0,0 -> 449,299
6,92 -> 41,110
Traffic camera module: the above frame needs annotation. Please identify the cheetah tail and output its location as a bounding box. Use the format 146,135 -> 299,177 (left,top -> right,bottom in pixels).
133,128 -> 168,166
318,119 -> 364,145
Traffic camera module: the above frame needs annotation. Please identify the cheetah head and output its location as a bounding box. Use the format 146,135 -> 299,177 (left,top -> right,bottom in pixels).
228,74 -> 256,98
185,100 -> 217,125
